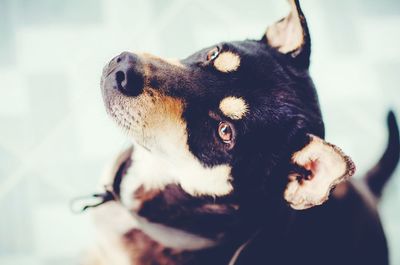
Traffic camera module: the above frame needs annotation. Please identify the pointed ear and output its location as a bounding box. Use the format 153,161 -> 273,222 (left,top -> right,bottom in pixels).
265,0 -> 311,68
284,134 -> 355,210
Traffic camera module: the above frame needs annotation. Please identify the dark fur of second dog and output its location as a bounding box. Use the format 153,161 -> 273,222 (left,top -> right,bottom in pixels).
85,1 -> 400,264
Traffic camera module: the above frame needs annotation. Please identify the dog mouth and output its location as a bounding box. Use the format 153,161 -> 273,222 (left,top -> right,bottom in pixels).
100,66 -> 152,147
101,63 -> 187,153
100,51 -> 191,155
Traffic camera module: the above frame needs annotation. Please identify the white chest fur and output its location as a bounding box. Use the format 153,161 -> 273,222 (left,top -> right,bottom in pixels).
120,142 -> 233,210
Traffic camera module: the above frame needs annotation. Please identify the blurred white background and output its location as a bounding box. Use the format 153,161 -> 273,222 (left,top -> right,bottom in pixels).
0,0 -> 399,264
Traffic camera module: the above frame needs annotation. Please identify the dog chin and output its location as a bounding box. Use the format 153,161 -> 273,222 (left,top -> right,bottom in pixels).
100,80 -> 145,139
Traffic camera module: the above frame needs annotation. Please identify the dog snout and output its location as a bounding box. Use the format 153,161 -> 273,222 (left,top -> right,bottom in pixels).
112,52 -> 145,97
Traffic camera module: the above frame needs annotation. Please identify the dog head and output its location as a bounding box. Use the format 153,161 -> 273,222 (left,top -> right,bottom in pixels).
100,0 -> 355,242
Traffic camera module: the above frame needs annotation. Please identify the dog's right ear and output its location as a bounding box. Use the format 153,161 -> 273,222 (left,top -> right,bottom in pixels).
264,0 -> 311,68
284,134 -> 355,210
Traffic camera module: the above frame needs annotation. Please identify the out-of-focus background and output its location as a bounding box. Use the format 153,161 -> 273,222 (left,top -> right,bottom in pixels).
0,0 -> 399,264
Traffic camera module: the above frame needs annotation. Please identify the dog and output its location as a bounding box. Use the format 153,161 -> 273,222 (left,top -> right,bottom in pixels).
86,0 -> 400,264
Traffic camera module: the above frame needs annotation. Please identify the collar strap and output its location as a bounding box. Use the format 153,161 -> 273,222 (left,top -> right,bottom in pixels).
70,185 -> 118,213
228,230 -> 260,265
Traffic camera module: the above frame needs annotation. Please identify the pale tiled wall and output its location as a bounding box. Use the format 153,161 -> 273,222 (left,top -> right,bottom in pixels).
0,0 -> 399,264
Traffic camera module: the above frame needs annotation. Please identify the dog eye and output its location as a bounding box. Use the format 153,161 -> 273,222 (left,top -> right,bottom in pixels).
207,47 -> 220,61
218,122 -> 233,143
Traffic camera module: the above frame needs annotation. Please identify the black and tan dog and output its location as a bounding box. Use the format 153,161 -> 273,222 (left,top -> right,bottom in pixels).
87,1 -> 400,264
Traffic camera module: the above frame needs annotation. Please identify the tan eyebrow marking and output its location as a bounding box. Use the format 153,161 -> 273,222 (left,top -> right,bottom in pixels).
213,52 -> 241,73
219,96 -> 249,120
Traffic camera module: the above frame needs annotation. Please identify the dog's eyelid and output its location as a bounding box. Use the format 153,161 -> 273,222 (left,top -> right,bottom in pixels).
208,110 -> 235,122
207,46 -> 221,62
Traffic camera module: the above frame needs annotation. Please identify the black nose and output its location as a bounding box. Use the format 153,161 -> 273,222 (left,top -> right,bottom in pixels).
114,52 -> 144,97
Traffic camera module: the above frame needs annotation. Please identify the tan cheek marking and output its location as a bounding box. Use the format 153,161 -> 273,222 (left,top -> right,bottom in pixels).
219,96 -> 249,120
214,52 -> 241,73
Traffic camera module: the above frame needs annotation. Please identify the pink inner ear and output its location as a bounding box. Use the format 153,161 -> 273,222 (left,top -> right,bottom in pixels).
266,0 -> 304,54
284,135 -> 355,210
303,159 -> 318,178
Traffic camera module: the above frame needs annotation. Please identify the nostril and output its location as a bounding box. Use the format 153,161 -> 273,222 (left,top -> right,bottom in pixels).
124,68 -> 144,97
115,70 -> 125,90
114,67 -> 144,97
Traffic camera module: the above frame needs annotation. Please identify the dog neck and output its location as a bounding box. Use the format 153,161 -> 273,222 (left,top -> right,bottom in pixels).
130,212 -> 218,250
90,201 -> 243,265
91,145 -> 292,264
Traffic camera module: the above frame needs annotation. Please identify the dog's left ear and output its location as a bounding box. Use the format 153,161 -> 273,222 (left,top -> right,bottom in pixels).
264,0 -> 310,68
284,134 -> 355,210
